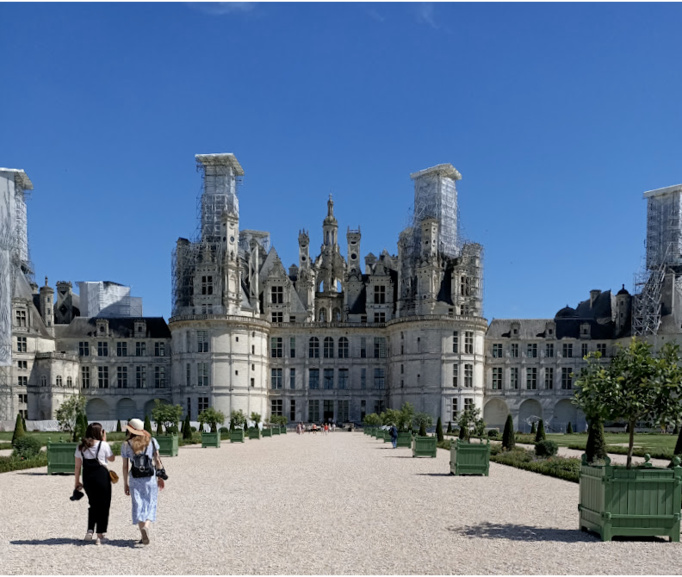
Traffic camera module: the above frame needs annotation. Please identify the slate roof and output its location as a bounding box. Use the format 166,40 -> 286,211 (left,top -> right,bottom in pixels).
486,319 -> 553,339
54,317 -> 171,339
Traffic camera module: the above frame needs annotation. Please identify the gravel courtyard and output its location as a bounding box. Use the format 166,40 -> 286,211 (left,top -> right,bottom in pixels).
0,431 -> 680,575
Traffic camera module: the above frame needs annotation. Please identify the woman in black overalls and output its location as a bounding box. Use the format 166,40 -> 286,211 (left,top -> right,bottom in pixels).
74,423 -> 115,545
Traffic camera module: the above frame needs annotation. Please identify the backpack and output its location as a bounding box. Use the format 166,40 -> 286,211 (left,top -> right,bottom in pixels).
128,440 -> 155,478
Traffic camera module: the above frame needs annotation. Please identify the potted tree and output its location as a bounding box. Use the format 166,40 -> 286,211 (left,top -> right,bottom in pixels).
363,413 -> 381,437
412,412 -> 436,457
198,407 -> 225,448
271,415 -> 288,434
151,400 -> 183,457
48,394 -> 86,475
396,403 -> 415,448
229,409 -> 247,443
250,412 -> 264,438
574,340 -> 682,542
450,406 -> 490,476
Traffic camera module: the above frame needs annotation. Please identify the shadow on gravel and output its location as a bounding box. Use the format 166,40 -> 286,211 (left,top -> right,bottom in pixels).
450,522 -> 599,543
11,537 -> 139,548
15,471 -> 47,476
416,472 -> 452,476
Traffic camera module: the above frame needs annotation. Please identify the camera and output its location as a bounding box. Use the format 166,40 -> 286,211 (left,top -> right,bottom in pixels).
156,468 -> 169,480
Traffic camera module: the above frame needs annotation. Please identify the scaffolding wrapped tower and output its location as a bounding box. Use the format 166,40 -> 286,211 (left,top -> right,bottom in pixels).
644,184 -> 682,271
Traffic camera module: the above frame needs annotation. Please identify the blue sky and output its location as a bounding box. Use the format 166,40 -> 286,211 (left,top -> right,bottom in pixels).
3,2 -> 682,321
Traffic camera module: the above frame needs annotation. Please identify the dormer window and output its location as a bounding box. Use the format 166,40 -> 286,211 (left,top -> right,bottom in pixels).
201,275 -> 213,295
134,321 -> 146,337
96,319 -> 108,336
271,286 -> 283,304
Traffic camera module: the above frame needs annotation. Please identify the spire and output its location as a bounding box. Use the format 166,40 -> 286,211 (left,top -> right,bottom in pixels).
327,194 -> 334,218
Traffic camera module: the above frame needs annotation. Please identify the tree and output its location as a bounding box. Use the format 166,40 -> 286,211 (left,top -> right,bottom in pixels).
183,413 -> 192,440
674,426 -> 682,457
21,412 -> 27,432
75,412 -> 88,442
458,424 -> 466,439
502,414 -> 515,450
435,417 -> 444,442
151,400 -> 183,435
573,340 -> 682,468
250,412 -> 262,428
446,421 -> 452,434
381,408 -> 400,427
116,420 -> 122,433
230,409 -> 247,430
534,419 -> 546,443
270,415 -> 288,426
413,412 -> 433,437
396,403 -> 415,432
530,422 -> 536,435
143,415 -> 153,434
11,413 -> 25,446
198,407 -> 225,433
363,413 -> 382,427
585,418 -> 607,463
55,394 -> 86,441
456,406 -> 485,443
566,421 -> 573,435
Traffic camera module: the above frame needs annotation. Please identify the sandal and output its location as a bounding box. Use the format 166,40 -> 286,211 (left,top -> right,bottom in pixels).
140,527 -> 150,545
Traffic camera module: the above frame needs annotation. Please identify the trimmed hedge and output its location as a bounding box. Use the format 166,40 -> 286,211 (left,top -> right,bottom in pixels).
0,453 -> 48,474
534,440 -> 558,458
490,445 -> 581,483
12,436 -> 42,459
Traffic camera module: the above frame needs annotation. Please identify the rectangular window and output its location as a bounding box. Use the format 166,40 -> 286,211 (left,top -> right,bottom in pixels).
338,338 -> 349,358
98,366 -> 109,389
492,367 -> 503,389
198,363 -> 209,387
117,366 -> 128,388
597,343 -> 607,356
308,399 -> 320,422
374,312 -> 386,323
136,342 -> 146,357
17,360 -> 27,370
510,367 -> 519,390
15,309 -> 27,327
289,399 -> 296,422
451,398 -> 458,421
271,337 -> 283,358
464,398 -> 474,410
271,286 -> 283,304
545,343 -> 554,358
136,366 -> 146,389
374,337 -> 387,358
338,399 -> 350,422
271,368 -> 283,389
186,363 -> 191,387
338,368 -> 348,390
18,393 -> 28,403
453,364 -> 460,387
360,368 -> 366,389
271,399 -> 283,417
510,343 -> 519,358
290,337 -> 296,358
562,343 -> 573,358
464,331 -> 474,354
155,342 -> 165,357
250,378 -> 255,388
464,364 -> 473,387
492,343 -> 502,358
374,400 -> 385,414
324,368 -> 334,389
81,367 -> 90,389
198,397 -> 209,413
561,367 -> 573,390
581,343 -> 589,358
271,312 -> 283,323
197,331 -> 209,353
360,337 -> 367,358
117,342 -> 128,357
309,368 -> 320,390
97,341 -> 108,357
527,343 -> 537,358
18,376 -> 28,386
374,368 -> 385,390
544,367 -> 554,390
374,284 -> 386,304
78,341 -> 89,357
309,338 -> 319,358
526,367 -> 537,390
452,331 -> 459,353
201,275 -> 213,295
289,368 -> 296,390
323,338 -> 334,359
155,366 -> 167,389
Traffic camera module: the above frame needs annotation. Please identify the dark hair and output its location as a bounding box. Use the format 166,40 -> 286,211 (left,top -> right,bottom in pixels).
79,422 -> 104,453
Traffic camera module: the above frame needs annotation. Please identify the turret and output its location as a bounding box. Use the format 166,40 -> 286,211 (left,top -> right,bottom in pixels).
39,277 -> 54,328
347,227 -> 361,275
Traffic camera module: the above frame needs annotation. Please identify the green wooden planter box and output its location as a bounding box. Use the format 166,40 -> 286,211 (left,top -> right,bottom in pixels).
450,439 -> 490,476
412,436 -> 437,458
578,455 -> 682,542
47,440 -> 78,475
230,429 -> 245,443
155,434 -> 179,457
201,432 -> 221,448
396,432 -> 413,448
262,428 -> 272,437
272,426 -> 281,436
248,427 -> 260,439
281,426 -> 287,434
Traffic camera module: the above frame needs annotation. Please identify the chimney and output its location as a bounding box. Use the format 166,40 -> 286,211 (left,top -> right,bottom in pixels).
590,289 -> 601,308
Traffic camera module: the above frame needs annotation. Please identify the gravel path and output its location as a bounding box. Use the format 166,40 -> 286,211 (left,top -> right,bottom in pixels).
0,432 -> 680,575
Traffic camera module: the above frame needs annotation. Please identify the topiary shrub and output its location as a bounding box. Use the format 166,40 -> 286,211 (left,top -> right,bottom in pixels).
502,414 -> 515,450
116,420 -> 122,433
190,426 -> 197,433
534,419 -> 546,443
435,417 -> 444,442
219,427 -> 229,434
12,435 -> 42,459
530,422 -> 536,435
534,440 -> 558,458
183,413 -> 192,440
144,415 -> 152,434
446,421 -> 452,434
11,413 -> 25,446
487,429 -> 499,439
566,421 -> 573,434
458,426 -> 466,439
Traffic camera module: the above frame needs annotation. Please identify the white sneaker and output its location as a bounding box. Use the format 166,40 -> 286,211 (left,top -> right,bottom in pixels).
84,530 -> 94,542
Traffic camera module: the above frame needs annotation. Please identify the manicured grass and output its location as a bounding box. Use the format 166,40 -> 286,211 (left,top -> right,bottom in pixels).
0,431 -> 130,447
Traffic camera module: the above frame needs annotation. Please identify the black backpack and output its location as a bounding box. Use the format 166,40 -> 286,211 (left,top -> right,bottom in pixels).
128,440 -> 154,478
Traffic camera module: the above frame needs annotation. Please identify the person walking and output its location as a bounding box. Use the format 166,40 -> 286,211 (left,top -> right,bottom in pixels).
74,422 -> 115,545
121,418 -> 165,545
390,424 -> 398,449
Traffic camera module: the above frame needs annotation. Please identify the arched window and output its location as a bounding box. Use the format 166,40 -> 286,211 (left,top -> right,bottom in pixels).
333,308 -> 341,321
56,376 -> 62,387
323,337 -> 334,358
308,337 -> 319,358
319,308 -> 327,322
338,337 -> 349,358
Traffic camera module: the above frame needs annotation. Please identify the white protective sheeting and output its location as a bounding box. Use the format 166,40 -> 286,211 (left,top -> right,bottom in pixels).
0,174 -> 15,367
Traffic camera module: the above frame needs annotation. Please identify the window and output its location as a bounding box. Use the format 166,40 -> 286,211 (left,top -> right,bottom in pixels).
374,337 -> 387,358
289,368 -> 296,390
18,393 -> 28,403
464,398 -> 474,410
360,368 -> 366,389
17,360 -> 27,370
136,342 -> 146,357
271,399 -> 283,417
561,367 -> 573,390
197,331 -> 209,353
360,337 -> 367,358
97,342 -> 108,357
596,343 -> 606,356
581,343 -> 589,358
41,375 -> 47,387
338,399 -> 350,422
289,315 -> 296,323
271,312 -> 283,323
527,343 -> 537,358
67,376 -> 72,387
186,331 -> 191,352
374,400 -> 385,414
338,368 -> 348,389
492,343 -> 502,358
338,337 -> 349,358
155,342 -> 165,357
374,368 -> 385,389
250,378 -> 255,388
308,399 -> 320,422
98,366 -> 109,389
55,375 -> 62,386
510,343 -> 519,358
309,368 -> 320,389
271,368 -> 283,389
16,337 -> 27,353
252,345 -> 255,354
562,343 -> 573,358
271,285 -> 283,304
526,367 -> 537,390
201,275 -> 213,295
464,364 -> 473,387
117,366 -> 128,388
271,337 -> 283,358
451,398 -> 458,420
77,341 -> 89,357
308,337 -> 319,358
290,337 -> 296,358
324,368 -> 334,389
289,399 -> 296,422
81,367 -> 90,389
374,285 -> 386,304
323,337 -> 334,358
186,363 -> 191,387
374,312 -> 386,323
155,366 -> 167,389
15,309 -> 27,327
492,367 -> 503,389
464,331 -> 474,354
544,367 -> 554,390
452,332 -> 459,353
198,363 -> 209,387
545,343 -> 554,358
198,397 -> 209,413
136,366 -> 146,389
510,367 -> 519,390
18,376 -> 28,386
117,342 -> 128,357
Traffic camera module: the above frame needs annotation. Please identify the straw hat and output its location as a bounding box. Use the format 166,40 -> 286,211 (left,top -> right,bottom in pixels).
126,418 -> 149,436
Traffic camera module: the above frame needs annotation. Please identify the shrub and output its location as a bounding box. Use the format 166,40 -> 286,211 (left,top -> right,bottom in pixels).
116,420 -> 122,433
143,415 -> 152,434
12,435 -> 42,459
487,429 -> 499,439
183,413 -> 192,440
446,421 -> 452,434
11,413 -> 25,445
219,427 -> 229,434
530,422 -> 536,435
198,407 -> 225,433
435,417 -> 444,442
55,394 -> 86,441
190,426 -> 197,433
0,453 -> 48,474
413,412 -> 433,437
534,440 -> 558,458
566,421 -> 573,434
534,419 -> 546,443
490,446 -> 581,483
502,414 -> 515,450
151,401 -> 183,434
